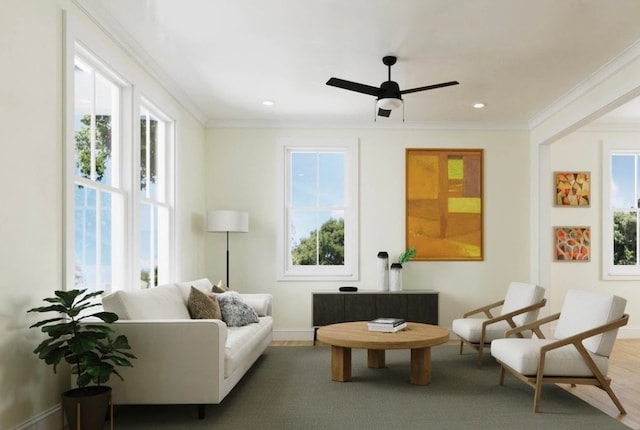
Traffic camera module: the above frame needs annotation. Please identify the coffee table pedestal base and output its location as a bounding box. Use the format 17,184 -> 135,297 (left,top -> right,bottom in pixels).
330,346 -> 432,385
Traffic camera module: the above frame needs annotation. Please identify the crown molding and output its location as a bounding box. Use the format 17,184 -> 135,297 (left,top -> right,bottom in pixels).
72,0 -> 207,125
529,37 -> 640,130
205,118 -> 529,131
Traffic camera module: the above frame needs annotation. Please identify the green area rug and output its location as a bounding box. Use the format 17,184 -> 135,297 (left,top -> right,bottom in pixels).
110,345 -> 627,429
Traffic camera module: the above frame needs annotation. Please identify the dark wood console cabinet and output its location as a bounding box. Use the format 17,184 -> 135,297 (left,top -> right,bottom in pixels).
312,290 -> 439,329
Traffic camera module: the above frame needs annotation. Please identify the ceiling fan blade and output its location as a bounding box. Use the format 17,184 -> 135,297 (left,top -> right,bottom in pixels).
400,81 -> 459,95
326,78 -> 381,97
377,108 -> 392,117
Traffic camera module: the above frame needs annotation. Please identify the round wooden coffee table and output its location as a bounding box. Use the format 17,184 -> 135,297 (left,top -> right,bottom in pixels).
316,321 -> 449,385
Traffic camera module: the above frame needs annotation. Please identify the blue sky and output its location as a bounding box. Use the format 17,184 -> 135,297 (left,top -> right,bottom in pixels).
611,154 -> 637,209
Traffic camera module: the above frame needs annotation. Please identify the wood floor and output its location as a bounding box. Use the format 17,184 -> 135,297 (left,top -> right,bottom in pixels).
271,339 -> 640,429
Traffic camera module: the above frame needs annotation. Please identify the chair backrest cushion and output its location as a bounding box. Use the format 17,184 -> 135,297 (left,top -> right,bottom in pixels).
501,282 -> 545,326
554,289 -> 627,356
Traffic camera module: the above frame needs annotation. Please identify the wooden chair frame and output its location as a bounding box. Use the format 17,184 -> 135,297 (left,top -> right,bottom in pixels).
495,312 -> 629,413
458,298 -> 547,368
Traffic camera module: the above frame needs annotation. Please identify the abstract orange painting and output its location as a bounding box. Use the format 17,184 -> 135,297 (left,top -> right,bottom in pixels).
554,226 -> 590,261
555,171 -> 590,206
406,149 -> 483,261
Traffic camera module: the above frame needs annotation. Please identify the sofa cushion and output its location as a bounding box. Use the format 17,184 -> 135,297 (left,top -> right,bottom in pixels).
102,284 -> 190,320
217,292 -> 259,327
501,282 -> 545,326
554,289 -> 626,356
491,338 -> 609,377
212,280 -> 230,293
451,318 -> 518,343
239,294 -> 272,317
225,316 -> 273,377
176,278 -> 214,305
187,287 -> 222,319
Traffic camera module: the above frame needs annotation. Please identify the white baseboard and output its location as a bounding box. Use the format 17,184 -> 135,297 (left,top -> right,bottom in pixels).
618,326 -> 640,338
10,404 -> 61,430
272,328 -> 315,341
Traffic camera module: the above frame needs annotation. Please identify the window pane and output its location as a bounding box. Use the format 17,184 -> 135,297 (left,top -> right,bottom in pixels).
319,152 -> 344,206
291,152 -> 317,207
74,185 -> 97,291
290,210 -> 344,266
140,111 -> 159,198
74,61 -> 92,179
140,202 -> 153,287
73,64 -> 117,186
613,211 -> 637,265
100,192 -> 113,291
611,154 -> 635,208
94,73 -> 115,185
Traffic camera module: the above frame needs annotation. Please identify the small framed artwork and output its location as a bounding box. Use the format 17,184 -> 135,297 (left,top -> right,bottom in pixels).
554,226 -> 590,261
555,171 -> 590,206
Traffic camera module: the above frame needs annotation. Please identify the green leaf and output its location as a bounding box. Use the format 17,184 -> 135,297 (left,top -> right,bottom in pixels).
398,247 -> 417,263
82,311 -> 119,323
29,316 -> 66,329
42,321 -> 78,337
27,304 -> 68,315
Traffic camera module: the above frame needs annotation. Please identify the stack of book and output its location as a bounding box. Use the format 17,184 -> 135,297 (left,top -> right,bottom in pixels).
368,318 -> 407,332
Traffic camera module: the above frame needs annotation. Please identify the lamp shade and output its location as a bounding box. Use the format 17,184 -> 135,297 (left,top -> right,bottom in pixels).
376,97 -> 402,111
207,210 -> 249,233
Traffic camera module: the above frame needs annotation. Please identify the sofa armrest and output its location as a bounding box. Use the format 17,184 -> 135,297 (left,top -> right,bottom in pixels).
239,293 -> 273,316
104,319 -> 229,404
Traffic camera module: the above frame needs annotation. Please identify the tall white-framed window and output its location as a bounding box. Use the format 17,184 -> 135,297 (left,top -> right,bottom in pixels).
72,52 -> 127,294
138,101 -> 174,288
602,140 -> 640,279
276,138 -> 359,281
68,44 -> 175,293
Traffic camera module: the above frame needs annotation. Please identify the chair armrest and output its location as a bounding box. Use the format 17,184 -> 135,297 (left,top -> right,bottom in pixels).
539,313 -> 629,355
482,299 -> 547,334
505,312 -> 561,339
463,299 -> 505,318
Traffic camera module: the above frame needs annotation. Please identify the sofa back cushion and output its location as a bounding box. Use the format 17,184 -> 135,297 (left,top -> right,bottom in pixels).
102,283 -> 190,320
554,289 -> 626,356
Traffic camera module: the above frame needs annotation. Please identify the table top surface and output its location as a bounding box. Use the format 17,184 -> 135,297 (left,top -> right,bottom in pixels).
316,321 -> 449,350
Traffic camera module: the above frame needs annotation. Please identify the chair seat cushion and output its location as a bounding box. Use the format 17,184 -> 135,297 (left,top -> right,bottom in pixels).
491,338 -> 609,377
452,318 -> 525,343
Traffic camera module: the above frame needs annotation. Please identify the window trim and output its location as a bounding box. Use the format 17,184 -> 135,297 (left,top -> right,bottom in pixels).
602,139 -> 640,280
276,138 -> 359,281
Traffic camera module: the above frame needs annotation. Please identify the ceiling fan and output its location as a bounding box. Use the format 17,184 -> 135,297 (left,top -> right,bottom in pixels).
326,56 -> 459,118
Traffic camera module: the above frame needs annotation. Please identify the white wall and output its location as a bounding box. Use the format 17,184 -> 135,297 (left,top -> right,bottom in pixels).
0,1 -> 207,428
205,127 -> 532,338
548,130 -> 640,335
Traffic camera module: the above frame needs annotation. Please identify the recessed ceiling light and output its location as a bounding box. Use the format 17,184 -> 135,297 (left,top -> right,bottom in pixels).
262,100 -> 275,106
473,102 -> 486,109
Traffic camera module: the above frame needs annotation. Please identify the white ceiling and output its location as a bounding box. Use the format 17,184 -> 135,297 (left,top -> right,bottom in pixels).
77,0 -> 640,128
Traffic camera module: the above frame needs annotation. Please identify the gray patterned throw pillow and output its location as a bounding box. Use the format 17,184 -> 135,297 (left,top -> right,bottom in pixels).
216,292 -> 259,327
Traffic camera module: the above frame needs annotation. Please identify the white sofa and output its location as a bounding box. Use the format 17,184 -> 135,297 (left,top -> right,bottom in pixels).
101,278 -> 273,418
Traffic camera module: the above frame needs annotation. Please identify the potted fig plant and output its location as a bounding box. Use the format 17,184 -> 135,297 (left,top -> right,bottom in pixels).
28,289 -> 135,430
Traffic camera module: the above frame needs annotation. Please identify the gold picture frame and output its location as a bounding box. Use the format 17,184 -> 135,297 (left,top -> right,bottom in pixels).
553,226 -> 590,261
406,148 -> 483,261
555,171 -> 590,206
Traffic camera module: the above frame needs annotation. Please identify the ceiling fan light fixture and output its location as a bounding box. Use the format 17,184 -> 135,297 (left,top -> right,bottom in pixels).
377,97 -> 402,111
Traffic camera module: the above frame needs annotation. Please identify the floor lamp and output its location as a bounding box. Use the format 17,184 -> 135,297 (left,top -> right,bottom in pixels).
207,210 -> 249,287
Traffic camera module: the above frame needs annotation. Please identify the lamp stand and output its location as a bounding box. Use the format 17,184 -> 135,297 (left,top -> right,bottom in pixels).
225,231 -> 230,287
